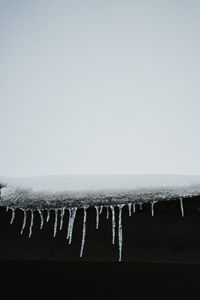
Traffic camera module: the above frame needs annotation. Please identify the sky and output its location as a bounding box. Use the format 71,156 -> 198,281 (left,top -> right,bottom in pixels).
0,0 -> 200,177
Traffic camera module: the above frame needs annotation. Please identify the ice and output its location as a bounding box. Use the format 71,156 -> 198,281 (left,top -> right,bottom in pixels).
37,209 -> 44,229
95,206 -> 100,229
132,203 -> 136,213
20,209 -> 27,235
29,210 -> 34,238
68,207 -> 77,244
128,203 -> 132,216
110,205 -> 116,245
46,209 -> 50,222
118,204 -> 124,262
151,201 -> 157,217
99,206 -> 103,214
180,198 -> 184,217
60,207 -> 65,230
67,208 -> 72,239
53,209 -> 58,237
80,206 -> 88,257
10,208 -> 15,224
106,207 -> 109,219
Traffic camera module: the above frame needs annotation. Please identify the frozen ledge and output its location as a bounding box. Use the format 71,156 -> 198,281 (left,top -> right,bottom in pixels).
1,174 -> 200,261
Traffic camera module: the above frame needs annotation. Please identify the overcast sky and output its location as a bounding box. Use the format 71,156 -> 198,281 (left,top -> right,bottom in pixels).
1,0 -> 200,177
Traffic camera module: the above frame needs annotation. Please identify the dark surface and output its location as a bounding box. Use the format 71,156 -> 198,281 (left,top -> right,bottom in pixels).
1,261 -> 200,297
1,198 -> 200,297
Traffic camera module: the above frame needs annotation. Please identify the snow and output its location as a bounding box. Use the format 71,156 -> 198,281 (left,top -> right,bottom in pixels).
0,174 -> 200,193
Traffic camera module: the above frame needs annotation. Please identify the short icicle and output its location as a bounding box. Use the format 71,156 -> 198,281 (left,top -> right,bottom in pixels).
37,209 -> 44,229
6,207 -> 9,212
128,203 -> 132,216
95,206 -> 100,229
10,208 -> 15,224
53,209 -> 58,237
106,207 -> 109,219
69,207 -> 77,244
132,203 -> 136,213
139,203 -> 143,210
80,206 -> 88,258
46,209 -> 50,222
151,201 -> 157,217
118,204 -> 124,262
99,206 -> 103,214
180,198 -> 184,217
29,210 -> 34,238
60,207 -> 65,230
20,209 -> 27,235
110,206 -> 115,244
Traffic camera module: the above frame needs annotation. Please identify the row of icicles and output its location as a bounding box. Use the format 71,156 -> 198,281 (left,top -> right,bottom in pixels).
6,199 -> 184,261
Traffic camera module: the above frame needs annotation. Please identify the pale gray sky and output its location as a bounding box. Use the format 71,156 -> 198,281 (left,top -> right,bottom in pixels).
1,0 -> 200,177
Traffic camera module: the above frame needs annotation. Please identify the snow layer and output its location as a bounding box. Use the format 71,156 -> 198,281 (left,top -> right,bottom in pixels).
1,174 -> 200,209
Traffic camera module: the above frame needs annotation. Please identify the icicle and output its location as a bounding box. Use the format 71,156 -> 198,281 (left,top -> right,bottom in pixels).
20,209 -> 27,235
80,206 -> 88,257
59,207 -> 65,230
10,208 -> 15,224
95,206 -> 100,229
151,201 -> 157,217
110,206 -> 115,244
6,207 -> 9,212
118,204 -> 124,262
67,208 -> 72,239
99,206 -> 103,214
29,210 -> 34,238
106,207 -> 109,219
128,203 -> 132,216
46,209 -> 50,222
132,203 -> 136,213
139,203 -> 143,210
69,207 -> 77,244
180,198 -> 184,217
37,209 -> 44,229
53,209 -> 58,237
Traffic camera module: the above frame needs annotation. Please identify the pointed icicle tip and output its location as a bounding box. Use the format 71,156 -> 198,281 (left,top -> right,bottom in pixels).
80,206 -> 88,258
20,209 -> 27,235
29,210 -> 34,238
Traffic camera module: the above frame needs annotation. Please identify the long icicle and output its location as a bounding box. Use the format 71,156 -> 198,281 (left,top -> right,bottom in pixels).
37,209 -> 44,229
53,209 -> 58,237
118,204 -> 124,262
67,208 -> 72,239
60,207 -> 65,230
180,198 -> 184,217
128,203 -> 132,216
69,207 -> 77,244
21,209 -> 27,235
80,206 -> 88,258
29,210 -> 34,238
95,206 -> 99,229
10,208 -> 15,224
110,206 -> 115,244
106,207 -> 109,219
